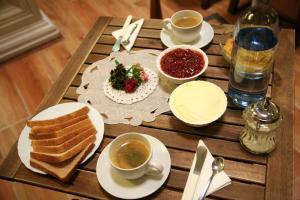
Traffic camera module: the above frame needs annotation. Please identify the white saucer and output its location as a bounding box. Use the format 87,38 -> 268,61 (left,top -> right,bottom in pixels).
160,21 -> 214,49
96,134 -> 171,199
17,102 -> 104,174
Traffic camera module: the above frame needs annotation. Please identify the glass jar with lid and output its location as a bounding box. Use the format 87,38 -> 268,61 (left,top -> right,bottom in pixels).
240,98 -> 282,154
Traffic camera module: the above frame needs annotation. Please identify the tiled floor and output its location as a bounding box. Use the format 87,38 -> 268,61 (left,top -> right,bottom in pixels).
0,0 -> 298,199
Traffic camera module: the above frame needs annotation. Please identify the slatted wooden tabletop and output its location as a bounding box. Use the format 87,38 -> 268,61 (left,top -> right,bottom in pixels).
0,16 -> 294,199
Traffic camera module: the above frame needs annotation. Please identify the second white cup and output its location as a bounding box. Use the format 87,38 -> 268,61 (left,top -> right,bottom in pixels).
163,10 -> 203,43
109,132 -> 163,179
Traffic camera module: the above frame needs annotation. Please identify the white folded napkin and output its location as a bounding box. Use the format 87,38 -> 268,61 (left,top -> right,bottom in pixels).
182,140 -> 231,200
112,18 -> 144,52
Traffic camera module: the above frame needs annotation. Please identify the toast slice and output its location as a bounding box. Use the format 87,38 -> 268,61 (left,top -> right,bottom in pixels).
30,143 -> 94,182
29,118 -> 92,140
30,134 -> 96,163
27,106 -> 89,127
30,114 -> 88,134
32,126 -> 96,153
31,122 -> 94,146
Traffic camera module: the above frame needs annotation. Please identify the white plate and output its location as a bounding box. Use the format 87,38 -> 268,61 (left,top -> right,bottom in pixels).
160,21 -> 214,49
17,102 -> 104,174
96,134 -> 171,199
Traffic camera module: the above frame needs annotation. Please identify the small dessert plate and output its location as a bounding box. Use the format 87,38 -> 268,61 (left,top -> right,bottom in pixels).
17,102 -> 104,174
96,134 -> 171,199
160,21 -> 214,49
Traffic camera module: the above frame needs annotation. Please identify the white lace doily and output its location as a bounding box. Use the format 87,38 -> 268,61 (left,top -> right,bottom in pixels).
76,50 -> 177,126
103,67 -> 158,104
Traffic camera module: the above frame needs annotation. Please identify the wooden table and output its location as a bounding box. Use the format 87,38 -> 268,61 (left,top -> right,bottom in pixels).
0,16 -> 295,200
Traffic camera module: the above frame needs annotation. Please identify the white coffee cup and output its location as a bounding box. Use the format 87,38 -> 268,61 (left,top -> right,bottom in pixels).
109,132 -> 163,179
163,10 -> 203,43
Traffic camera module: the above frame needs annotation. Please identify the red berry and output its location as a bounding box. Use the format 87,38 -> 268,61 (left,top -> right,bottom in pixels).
125,79 -> 138,93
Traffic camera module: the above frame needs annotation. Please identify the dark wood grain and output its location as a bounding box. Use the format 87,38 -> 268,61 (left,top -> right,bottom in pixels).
15,164 -> 265,200
0,142 -> 21,179
0,120 -> 27,179
265,29 -> 295,200
4,17 -> 294,200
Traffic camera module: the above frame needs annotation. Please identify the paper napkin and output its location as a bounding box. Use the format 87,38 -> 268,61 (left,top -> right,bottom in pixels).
182,140 -> 231,200
112,18 -> 144,52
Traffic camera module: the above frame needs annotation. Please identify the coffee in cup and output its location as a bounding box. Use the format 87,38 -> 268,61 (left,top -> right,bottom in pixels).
163,10 -> 203,43
109,132 -> 163,179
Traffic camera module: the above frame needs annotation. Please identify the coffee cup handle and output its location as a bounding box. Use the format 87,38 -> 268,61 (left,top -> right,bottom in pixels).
162,18 -> 172,35
145,161 -> 164,177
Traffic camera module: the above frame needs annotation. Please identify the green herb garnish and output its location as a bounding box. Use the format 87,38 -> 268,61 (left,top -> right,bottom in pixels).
109,61 -> 148,93
109,60 -> 127,90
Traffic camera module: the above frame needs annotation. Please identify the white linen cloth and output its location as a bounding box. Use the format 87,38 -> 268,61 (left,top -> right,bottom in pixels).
182,140 -> 231,200
112,18 -> 144,51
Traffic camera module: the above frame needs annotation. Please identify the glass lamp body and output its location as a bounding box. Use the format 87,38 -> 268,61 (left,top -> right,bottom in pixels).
228,0 -> 279,108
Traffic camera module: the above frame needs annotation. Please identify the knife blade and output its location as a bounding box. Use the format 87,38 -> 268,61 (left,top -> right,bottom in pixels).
192,146 -> 207,198
112,15 -> 132,52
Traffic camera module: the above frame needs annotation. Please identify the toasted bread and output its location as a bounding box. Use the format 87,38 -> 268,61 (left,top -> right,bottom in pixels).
30,114 -> 88,134
30,134 -> 96,163
30,143 -> 94,182
27,106 -> 89,127
31,122 -> 94,146
29,118 -> 92,140
32,126 -> 96,153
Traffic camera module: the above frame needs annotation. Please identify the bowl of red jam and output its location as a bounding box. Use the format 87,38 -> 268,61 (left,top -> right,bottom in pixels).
157,45 -> 208,84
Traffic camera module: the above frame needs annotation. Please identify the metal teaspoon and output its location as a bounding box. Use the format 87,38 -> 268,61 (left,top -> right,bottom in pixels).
122,24 -> 138,45
198,157 -> 224,200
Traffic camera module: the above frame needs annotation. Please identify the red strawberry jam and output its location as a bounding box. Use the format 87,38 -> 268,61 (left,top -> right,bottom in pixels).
160,48 -> 204,78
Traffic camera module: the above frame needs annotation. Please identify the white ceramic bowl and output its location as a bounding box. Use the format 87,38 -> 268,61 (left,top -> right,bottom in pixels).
169,81 -> 227,127
157,45 -> 208,84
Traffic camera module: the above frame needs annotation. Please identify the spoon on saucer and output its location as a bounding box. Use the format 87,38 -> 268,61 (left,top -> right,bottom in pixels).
198,157 -> 224,200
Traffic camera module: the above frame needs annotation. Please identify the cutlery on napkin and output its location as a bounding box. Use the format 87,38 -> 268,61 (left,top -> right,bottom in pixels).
112,15 -> 132,52
112,18 -> 144,52
181,140 -> 231,200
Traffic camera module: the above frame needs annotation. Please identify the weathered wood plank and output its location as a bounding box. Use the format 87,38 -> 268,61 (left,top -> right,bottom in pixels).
109,17 -> 163,30
98,35 -> 165,49
85,53 -> 107,64
106,124 -> 265,163
0,120 -> 26,179
90,43 -> 228,66
79,62 -> 229,81
108,17 -> 234,35
9,17 -> 294,200
85,138 -> 266,184
0,142 -> 21,179
265,29 -> 294,200
97,35 -> 223,56
59,96 -> 245,141
66,85 -> 246,126
102,25 -> 224,46
15,164 -> 264,200
85,51 -> 229,68
100,124 -> 266,164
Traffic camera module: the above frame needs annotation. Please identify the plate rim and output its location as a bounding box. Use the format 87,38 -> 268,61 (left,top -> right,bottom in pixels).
160,21 -> 214,49
96,134 -> 171,199
17,102 -> 104,174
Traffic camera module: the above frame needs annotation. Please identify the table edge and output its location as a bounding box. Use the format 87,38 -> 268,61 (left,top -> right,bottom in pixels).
0,16 -> 112,180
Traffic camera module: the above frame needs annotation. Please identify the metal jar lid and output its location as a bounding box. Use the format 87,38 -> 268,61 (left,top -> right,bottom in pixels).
251,97 -> 280,124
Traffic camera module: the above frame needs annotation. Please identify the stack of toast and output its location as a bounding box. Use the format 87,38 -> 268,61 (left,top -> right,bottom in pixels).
27,106 -> 96,182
